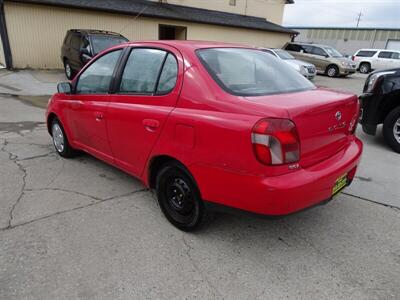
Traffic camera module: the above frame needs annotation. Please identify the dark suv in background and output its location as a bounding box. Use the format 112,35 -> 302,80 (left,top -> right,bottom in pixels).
61,29 -> 128,79
360,68 -> 400,153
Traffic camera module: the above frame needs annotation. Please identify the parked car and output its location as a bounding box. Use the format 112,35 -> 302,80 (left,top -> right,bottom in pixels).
260,48 -> 316,80
47,41 -> 363,231
359,68 -> 400,152
61,29 -> 128,79
352,49 -> 400,74
284,42 -> 357,77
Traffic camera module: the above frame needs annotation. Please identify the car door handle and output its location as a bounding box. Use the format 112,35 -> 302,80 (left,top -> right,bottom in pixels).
95,112 -> 104,121
143,119 -> 160,131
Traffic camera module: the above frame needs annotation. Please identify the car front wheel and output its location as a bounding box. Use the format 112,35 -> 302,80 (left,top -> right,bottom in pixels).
326,65 -> 339,77
156,162 -> 207,231
383,107 -> 400,153
51,118 -> 78,158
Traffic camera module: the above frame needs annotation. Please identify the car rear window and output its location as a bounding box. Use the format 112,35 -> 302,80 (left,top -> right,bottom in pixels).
356,50 -> 377,57
91,35 -> 128,54
197,48 -> 315,97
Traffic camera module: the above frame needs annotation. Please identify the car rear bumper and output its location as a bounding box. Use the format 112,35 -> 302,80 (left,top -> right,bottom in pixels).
192,137 -> 363,216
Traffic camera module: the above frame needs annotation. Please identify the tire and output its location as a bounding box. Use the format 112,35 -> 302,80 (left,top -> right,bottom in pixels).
64,60 -> 74,80
359,62 -> 371,74
326,65 -> 339,78
51,118 -> 78,158
156,161 -> 207,231
383,107 -> 400,153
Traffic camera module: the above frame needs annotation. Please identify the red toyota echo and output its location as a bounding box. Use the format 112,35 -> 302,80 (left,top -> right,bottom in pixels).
46,41 -> 363,231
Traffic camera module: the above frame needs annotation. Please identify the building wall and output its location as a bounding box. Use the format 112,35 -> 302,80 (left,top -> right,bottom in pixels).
0,33 -> 5,66
149,0 -> 287,24
295,28 -> 400,55
4,2 -> 292,69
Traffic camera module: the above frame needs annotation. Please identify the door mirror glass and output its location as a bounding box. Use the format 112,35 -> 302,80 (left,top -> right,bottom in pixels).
57,82 -> 72,94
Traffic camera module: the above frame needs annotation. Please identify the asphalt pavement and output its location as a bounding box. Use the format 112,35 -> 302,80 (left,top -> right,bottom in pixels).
0,70 -> 399,299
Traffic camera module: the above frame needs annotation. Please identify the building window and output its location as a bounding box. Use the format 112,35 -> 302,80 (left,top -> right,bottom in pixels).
229,0 -> 236,6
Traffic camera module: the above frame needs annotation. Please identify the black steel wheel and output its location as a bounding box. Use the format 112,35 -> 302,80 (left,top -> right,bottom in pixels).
156,162 -> 206,231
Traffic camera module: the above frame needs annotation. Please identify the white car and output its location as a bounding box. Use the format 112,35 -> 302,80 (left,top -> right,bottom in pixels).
352,49 -> 400,74
261,48 -> 316,80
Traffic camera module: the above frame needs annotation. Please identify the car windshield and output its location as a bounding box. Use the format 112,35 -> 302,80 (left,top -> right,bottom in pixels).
324,47 -> 343,58
91,35 -> 128,54
274,49 -> 295,60
197,48 -> 315,96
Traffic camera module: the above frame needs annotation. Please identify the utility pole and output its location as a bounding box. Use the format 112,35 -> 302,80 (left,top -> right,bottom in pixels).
356,11 -> 363,28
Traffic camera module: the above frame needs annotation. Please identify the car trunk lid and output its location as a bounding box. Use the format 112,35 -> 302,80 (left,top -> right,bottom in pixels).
245,88 -> 359,167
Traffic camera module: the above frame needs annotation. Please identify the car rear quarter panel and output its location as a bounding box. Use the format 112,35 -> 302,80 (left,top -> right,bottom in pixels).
146,49 -> 298,203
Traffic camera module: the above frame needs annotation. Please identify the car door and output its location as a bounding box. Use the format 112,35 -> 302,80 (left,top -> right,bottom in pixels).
308,46 -> 329,72
390,52 -> 400,68
107,45 -> 182,177
65,48 -> 124,163
376,51 -> 393,69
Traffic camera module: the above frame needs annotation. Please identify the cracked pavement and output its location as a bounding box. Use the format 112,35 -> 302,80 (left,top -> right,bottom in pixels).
1,73 -> 400,299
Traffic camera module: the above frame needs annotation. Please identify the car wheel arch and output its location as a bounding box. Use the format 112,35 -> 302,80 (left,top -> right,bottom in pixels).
326,64 -> 339,74
47,112 -> 58,135
147,155 -> 196,191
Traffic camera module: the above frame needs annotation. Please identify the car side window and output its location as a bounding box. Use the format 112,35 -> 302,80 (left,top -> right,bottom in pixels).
301,45 -> 313,54
156,53 -> 178,95
311,47 -> 327,57
356,50 -> 377,57
119,48 -> 166,94
81,37 -> 90,52
378,51 -> 393,59
76,49 -> 122,94
285,44 -> 301,52
391,52 -> 400,59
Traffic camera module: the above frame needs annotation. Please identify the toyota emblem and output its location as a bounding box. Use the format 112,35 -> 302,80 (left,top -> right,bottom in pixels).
335,111 -> 342,121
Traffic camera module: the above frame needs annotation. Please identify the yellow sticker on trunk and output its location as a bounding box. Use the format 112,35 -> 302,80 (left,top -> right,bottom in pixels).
332,174 -> 348,196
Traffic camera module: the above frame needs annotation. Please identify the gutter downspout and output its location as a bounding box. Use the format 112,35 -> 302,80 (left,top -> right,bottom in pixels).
0,0 -> 12,69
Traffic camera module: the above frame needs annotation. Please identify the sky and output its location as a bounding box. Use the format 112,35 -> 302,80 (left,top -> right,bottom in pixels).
283,0 -> 400,28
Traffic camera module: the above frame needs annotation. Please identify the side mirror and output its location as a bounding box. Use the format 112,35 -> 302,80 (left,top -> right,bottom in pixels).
325,54 -> 330,58
57,82 -> 72,94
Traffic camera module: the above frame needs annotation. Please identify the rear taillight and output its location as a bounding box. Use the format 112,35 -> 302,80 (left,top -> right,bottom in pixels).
351,55 -> 355,61
251,118 -> 300,165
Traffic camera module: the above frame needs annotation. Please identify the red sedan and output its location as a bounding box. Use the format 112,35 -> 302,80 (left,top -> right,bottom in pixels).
46,41 -> 363,231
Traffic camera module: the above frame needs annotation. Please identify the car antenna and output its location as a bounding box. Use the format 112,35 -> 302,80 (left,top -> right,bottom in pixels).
117,4 -> 148,36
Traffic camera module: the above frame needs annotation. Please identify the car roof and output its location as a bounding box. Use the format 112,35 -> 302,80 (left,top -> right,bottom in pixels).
356,48 -> 400,52
69,29 -> 125,37
122,40 -> 254,51
288,42 -> 334,48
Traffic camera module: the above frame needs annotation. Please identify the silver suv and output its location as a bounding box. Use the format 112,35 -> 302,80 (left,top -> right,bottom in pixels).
284,42 -> 357,77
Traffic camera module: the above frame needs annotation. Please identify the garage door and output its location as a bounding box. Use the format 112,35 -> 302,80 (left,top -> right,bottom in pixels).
387,39 -> 400,51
